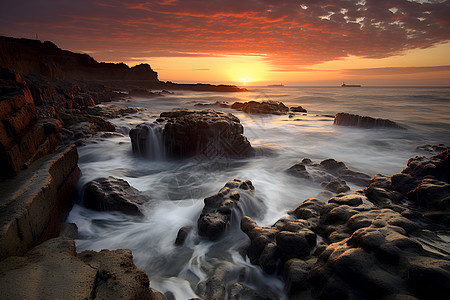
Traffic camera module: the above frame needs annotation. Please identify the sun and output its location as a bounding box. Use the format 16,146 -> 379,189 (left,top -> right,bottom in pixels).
242,77 -> 250,86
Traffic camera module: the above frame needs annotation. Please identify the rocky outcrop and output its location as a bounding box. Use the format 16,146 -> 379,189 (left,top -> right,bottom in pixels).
198,179 -> 255,240
287,157 -> 371,187
0,145 -> 80,260
83,177 -> 150,216
130,109 -> 254,159
0,236 -> 163,299
194,101 -> 230,108
231,100 -> 289,114
365,149 -> 450,225
241,198 -> 322,274
0,71 -> 61,177
334,112 -> 406,129
58,104 -> 145,146
241,193 -> 450,299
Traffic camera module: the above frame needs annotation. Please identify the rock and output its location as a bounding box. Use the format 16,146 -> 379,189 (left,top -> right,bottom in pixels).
322,180 -> 350,193
365,149 -> 450,223
0,237 -> 97,299
0,80 -> 62,177
198,179 -> 254,240
0,145 -> 80,260
59,222 -> 79,239
129,124 -> 165,159
128,88 -> 155,97
197,263 -> 233,300
83,177 -> 149,216
287,158 -> 371,187
79,248 -> 154,300
415,144 -> 449,154
175,226 -> 192,246
132,109 -> 254,159
231,100 -> 289,114
333,112 -> 406,129
194,101 -> 230,108
290,106 -> 307,113
241,198 -> 323,274
0,236 -> 161,299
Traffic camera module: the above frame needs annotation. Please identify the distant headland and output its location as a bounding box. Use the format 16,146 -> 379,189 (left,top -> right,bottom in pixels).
0,36 -> 247,92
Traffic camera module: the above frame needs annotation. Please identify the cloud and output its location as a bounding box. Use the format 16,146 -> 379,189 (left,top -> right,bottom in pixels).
0,0 -> 449,66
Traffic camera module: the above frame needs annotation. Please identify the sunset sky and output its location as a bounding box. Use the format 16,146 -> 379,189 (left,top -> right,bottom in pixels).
1,0 -> 449,86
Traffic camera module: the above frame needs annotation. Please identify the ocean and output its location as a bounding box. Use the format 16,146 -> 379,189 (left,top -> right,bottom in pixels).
67,86 -> 450,299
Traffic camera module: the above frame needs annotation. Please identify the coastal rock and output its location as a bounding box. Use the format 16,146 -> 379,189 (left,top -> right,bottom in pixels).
365,149 -> 450,224
333,112 -> 406,129
287,157 -> 371,187
415,144 -> 449,154
0,145 -> 80,260
198,179 -> 254,240
194,101 -> 230,108
290,106 -> 307,113
231,100 -> 289,114
242,191 -> 450,299
0,79 -> 62,177
241,198 -> 323,274
175,226 -> 192,246
78,248 -> 155,300
83,177 -> 149,216
0,236 -> 161,300
131,109 -> 254,159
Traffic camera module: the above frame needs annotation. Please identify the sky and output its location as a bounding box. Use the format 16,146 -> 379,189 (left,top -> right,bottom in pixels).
1,0 -> 449,86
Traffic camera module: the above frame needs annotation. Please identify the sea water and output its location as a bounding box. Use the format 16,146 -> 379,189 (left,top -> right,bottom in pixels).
68,86 -> 450,299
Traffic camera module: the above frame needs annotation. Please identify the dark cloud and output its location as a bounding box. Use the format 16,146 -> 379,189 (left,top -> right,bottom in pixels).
0,0 -> 449,65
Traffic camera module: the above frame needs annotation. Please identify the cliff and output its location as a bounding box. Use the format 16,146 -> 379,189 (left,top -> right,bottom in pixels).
0,36 -> 159,82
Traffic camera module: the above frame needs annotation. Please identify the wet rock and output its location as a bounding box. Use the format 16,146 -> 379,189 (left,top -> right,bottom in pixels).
194,101 -> 230,108
83,176 -> 149,216
241,198 -> 324,274
322,180 -> 350,193
198,179 -> 254,240
133,109 -> 254,159
231,100 -> 289,115
333,112 -> 406,129
415,144 -> 449,154
287,158 -> 371,187
290,106 -> 307,113
175,226 -> 192,246
365,149 -> 450,224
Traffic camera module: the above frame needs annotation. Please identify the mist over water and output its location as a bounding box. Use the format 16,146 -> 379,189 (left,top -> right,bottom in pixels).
68,86 -> 450,299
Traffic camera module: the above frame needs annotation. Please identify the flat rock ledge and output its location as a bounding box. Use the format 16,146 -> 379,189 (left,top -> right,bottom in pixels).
0,144 -> 80,260
0,236 -> 165,300
334,112 -> 406,129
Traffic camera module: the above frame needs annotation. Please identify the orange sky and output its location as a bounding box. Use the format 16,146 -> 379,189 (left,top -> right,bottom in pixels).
1,0 -> 449,86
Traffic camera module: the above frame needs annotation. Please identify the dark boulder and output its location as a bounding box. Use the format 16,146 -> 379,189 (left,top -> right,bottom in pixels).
130,109 -> 254,159
83,177 -> 149,216
231,100 -> 289,114
334,112 -> 406,129
290,106 -> 307,113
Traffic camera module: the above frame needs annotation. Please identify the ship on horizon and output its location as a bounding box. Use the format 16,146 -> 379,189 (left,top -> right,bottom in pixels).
267,83 -> 284,87
341,82 -> 361,87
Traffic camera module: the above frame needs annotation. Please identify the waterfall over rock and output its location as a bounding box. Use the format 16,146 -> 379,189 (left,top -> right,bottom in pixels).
129,124 -> 165,160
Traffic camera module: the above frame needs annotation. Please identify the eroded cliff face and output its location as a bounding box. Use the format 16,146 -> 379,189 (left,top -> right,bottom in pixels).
0,36 -> 159,82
